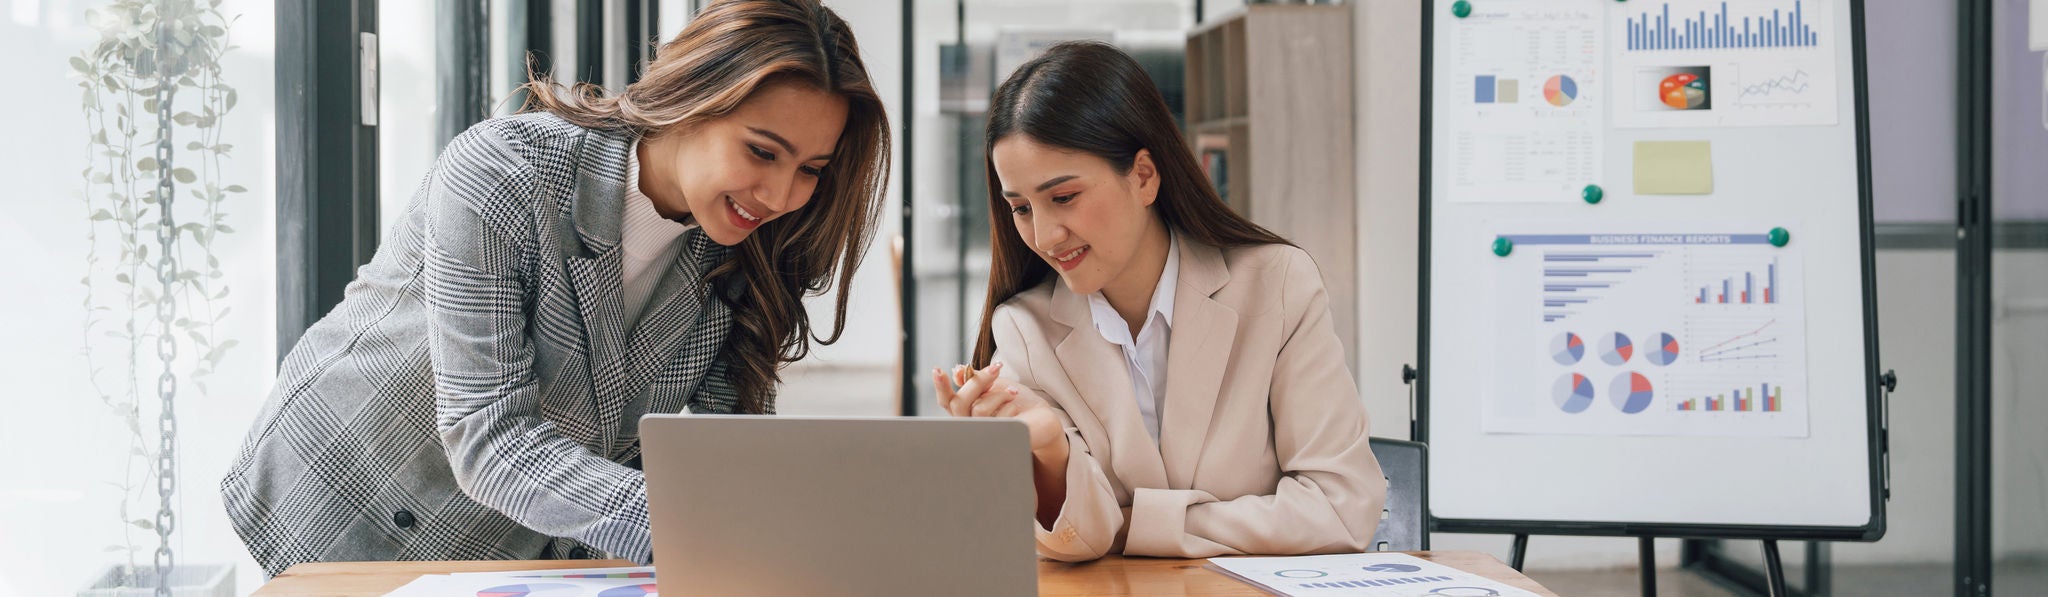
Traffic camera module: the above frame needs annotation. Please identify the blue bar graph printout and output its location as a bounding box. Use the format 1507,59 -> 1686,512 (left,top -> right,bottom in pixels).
1627,1 -> 1818,51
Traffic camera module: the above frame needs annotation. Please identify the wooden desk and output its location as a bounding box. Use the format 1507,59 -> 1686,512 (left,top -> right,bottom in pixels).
254,551 -> 1557,596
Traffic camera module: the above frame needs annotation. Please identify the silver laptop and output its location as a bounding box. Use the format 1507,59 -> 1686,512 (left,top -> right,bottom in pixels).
640,415 -> 1038,597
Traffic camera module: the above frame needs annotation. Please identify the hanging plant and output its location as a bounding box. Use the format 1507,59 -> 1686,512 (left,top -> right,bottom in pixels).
73,0 -> 241,590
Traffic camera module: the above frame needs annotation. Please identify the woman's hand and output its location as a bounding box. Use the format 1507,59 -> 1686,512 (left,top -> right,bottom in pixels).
931,363 -> 1064,455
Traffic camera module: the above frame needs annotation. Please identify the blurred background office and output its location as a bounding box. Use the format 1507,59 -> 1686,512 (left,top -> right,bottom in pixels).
0,0 -> 2041,595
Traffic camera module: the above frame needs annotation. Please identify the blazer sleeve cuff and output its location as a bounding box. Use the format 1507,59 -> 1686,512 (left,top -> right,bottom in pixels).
1124,487 -> 1220,557
1032,433 -> 1122,561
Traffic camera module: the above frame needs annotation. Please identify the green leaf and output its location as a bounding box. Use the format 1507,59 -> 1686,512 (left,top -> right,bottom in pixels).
136,157 -> 157,171
187,141 -> 205,150
172,112 -> 197,126
92,209 -> 113,221
70,56 -> 90,74
129,519 -> 154,531
224,88 -> 237,111
215,224 -> 235,233
225,184 -> 246,193
172,168 -> 196,184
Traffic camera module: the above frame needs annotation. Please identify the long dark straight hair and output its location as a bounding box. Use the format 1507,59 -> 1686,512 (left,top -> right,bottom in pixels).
971,41 -> 1289,368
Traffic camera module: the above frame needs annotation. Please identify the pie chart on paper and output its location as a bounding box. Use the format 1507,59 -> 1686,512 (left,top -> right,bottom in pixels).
1550,332 -> 1586,365
477,584 -> 578,597
596,584 -> 660,597
1600,332 -> 1634,365
1544,75 -> 1579,107
1647,332 -> 1681,366
1553,373 -> 1595,414
1609,372 -> 1655,414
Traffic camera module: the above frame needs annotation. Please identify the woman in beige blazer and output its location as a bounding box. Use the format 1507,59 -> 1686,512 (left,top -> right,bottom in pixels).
932,42 -> 1387,562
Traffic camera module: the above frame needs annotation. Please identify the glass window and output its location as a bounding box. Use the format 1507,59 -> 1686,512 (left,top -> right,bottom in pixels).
379,0 -> 439,236
0,0 -> 277,593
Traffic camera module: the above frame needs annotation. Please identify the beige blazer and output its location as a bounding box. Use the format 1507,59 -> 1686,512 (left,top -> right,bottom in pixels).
989,235 -> 1386,561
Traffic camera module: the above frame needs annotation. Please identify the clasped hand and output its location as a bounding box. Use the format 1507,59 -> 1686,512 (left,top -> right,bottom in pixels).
931,362 -> 1064,456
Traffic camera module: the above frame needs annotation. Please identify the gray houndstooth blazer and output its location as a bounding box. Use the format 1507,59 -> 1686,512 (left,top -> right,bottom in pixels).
222,112 -> 764,575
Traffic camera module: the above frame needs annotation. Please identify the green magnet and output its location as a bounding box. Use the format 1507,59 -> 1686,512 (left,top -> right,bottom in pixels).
1769,227 -> 1791,247
1453,0 -> 1472,18
1492,237 -> 1514,257
1582,184 -> 1604,204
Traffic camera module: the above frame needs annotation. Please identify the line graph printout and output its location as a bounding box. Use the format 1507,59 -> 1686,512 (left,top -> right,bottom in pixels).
1609,0 -> 1839,128
1485,222 -> 1810,438
1443,2 -> 1606,202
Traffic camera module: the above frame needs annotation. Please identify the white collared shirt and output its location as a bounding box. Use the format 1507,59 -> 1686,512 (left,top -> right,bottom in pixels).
1085,233 -> 1179,443
620,139 -> 700,325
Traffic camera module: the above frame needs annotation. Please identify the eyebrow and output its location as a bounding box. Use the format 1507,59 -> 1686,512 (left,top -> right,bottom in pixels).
748,126 -> 835,161
1001,175 -> 1080,198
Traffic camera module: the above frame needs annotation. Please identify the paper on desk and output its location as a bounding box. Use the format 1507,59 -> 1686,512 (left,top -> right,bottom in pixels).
1206,552 -> 1541,597
450,565 -> 656,579
385,566 -> 660,596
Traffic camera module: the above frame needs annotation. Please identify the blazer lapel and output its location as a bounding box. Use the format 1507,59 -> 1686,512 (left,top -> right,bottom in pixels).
563,127 -> 635,449
622,229 -> 732,407
1050,278 -> 1169,492
1160,237 -> 1236,489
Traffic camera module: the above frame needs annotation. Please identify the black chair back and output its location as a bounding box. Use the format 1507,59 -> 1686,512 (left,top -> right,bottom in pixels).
1367,437 -> 1429,551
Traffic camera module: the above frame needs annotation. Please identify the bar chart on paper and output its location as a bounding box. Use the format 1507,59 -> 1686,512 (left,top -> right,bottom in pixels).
1606,0 -> 1840,127
1486,224 -> 1810,438
1624,0 -> 1821,51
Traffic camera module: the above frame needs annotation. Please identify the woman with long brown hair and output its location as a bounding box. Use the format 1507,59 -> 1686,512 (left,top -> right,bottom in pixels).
933,42 -> 1385,561
223,0 -> 887,572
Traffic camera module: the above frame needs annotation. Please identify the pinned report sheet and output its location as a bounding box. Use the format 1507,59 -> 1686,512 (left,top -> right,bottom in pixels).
1207,552 -> 1541,597
1633,141 -> 1713,195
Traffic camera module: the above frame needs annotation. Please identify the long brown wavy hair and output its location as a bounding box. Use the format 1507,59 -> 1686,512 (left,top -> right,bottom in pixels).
971,42 -> 1288,369
518,0 -> 890,413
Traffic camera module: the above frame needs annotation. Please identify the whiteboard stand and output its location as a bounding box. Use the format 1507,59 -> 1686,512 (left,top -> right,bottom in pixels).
1420,0 -> 1888,562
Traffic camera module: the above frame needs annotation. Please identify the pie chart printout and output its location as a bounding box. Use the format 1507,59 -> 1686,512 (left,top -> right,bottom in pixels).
1601,332 -> 1634,365
1647,332 -> 1681,366
1554,373 -> 1596,414
1551,331 -> 1586,365
477,585 -> 578,597
1610,372 -> 1655,414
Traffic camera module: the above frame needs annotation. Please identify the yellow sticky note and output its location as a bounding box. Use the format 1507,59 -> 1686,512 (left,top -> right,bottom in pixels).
1633,141 -> 1714,195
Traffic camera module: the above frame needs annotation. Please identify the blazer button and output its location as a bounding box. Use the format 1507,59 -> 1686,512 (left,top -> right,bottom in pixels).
392,510 -> 415,529
568,546 -> 590,559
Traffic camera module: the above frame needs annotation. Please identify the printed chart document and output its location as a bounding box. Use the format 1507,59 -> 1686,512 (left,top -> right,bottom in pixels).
1207,553 -> 1541,597
1609,0 -> 1841,128
1443,2 -> 1606,203
383,566 -> 659,597
1483,221 -> 1810,438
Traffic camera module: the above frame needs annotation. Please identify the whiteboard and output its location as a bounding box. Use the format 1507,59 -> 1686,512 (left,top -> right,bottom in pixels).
1421,0 -> 1884,538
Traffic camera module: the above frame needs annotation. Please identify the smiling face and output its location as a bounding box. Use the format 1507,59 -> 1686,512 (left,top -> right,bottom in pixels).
990,135 -> 1163,297
637,80 -> 850,246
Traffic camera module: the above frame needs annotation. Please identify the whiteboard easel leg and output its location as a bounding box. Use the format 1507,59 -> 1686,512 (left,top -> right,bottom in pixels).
1763,539 -> 1788,597
1639,537 -> 1657,596
1509,533 -> 1529,571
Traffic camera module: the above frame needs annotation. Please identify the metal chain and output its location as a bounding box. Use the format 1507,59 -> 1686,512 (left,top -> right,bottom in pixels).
150,1 -> 179,594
